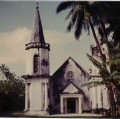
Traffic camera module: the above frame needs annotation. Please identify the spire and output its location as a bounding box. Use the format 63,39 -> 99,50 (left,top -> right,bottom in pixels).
31,2 -> 45,43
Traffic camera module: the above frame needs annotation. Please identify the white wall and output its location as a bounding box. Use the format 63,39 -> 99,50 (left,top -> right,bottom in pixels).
63,58 -> 91,111
26,48 -> 38,75
40,48 -> 49,75
26,48 -> 49,75
63,83 -> 79,93
30,81 -> 42,110
25,78 -> 49,112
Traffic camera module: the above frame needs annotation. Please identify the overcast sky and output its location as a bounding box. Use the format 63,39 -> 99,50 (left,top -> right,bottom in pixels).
0,1 -> 94,76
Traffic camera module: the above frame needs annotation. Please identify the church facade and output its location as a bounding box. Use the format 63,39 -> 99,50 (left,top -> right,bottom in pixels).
23,4 -> 109,116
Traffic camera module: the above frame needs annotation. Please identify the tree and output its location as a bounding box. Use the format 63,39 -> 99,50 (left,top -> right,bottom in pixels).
0,64 -> 25,112
56,1 -> 104,61
87,40 -> 120,116
56,1 -> 120,116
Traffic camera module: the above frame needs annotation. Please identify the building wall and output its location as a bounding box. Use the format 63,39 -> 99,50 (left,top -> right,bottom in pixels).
90,44 -> 110,112
25,78 -> 49,112
26,48 -> 49,75
50,58 -> 91,113
40,48 -> 49,75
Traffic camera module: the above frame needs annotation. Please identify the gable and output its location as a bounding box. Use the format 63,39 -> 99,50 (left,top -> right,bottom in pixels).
60,81 -> 84,94
51,57 -> 90,88
63,83 -> 79,93
51,57 -> 90,79
50,57 -> 89,102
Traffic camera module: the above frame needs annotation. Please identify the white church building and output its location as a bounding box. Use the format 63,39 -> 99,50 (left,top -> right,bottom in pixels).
22,3 -> 110,115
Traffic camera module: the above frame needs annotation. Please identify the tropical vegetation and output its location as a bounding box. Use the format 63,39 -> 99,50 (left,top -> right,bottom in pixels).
0,64 -> 25,112
56,1 -> 120,117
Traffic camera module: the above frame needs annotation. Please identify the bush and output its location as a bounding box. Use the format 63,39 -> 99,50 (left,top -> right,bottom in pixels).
0,64 -> 25,112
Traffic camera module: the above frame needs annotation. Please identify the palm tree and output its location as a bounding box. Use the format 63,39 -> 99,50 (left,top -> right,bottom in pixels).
87,40 -> 120,116
56,1 -> 120,115
104,2 -> 120,46
56,1 -> 104,61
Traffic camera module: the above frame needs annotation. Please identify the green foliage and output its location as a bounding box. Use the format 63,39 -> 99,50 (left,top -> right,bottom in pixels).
56,1 -> 120,116
56,1 -> 91,39
0,64 -> 25,112
82,80 -> 103,88
87,40 -> 120,116
56,1 -> 104,60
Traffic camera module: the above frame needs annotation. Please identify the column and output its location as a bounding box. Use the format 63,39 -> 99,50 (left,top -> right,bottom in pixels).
28,83 -> 30,110
92,86 -> 97,109
96,86 -> 98,109
97,85 -> 102,108
25,83 -> 28,110
40,82 -> 42,110
76,98 -> 78,113
25,83 -> 30,111
64,98 -> 67,113
78,96 -> 82,114
60,96 -> 64,113
44,82 -> 48,111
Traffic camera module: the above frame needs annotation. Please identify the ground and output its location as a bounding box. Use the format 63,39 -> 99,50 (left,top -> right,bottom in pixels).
0,111 -> 104,117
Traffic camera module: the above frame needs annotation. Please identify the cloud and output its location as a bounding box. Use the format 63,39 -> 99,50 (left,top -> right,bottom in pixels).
0,27 -> 31,64
44,30 -> 92,74
0,28 -> 76,64
0,27 -> 91,75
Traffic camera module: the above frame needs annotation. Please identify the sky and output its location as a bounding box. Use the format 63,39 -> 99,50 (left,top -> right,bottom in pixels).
0,1 -> 95,76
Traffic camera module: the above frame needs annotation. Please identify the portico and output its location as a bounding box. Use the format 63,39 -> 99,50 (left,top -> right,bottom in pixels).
60,94 -> 83,114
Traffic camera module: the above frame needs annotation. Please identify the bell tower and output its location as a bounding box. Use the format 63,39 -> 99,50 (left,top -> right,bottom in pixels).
89,43 -> 109,114
23,3 -> 50,115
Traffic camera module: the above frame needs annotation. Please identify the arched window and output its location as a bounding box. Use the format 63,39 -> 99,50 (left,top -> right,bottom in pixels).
33,54 -> 39,73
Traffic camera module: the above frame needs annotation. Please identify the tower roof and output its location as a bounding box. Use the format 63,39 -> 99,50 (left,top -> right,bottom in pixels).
31,3 -> 45,43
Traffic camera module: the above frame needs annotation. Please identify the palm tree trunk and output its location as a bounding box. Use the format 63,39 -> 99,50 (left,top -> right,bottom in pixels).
89,17 -> 104,63
98,17 -> 118,115
99,15 -> 107,39
99,16 -> 112,59
108,83 -> 117,116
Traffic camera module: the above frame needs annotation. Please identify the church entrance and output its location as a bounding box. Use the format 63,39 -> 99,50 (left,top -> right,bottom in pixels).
67,98 -> 76,113
60,94 -> 83,114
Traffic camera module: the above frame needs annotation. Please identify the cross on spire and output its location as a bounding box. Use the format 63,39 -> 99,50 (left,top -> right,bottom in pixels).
30,2 -> 45,43
36,2 -> 39,9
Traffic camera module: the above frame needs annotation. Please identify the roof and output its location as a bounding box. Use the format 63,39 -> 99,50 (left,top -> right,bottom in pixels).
30,3 -> 45,43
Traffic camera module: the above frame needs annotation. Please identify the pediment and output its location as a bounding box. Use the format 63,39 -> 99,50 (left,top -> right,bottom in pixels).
63,83 -> 79,93
62,82 -> 83,94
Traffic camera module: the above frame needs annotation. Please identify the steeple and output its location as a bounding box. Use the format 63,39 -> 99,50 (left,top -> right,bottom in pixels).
31,2 -> 45,43
23,3 -> 50,115
25,3 -> 50,50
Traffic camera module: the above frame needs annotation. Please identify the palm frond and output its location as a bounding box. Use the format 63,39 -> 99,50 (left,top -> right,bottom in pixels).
82,81 -> 103,88
87,53 -> 110,80
87,53 -> 103,69
109,59 -> 120,66
74,10 -> 84,39
99,68 -> 110,79
66,4 -> 82,32
0,64 -> 16,80
83,5 -> 90,31
66,11 -> 78,32
65,8 -> 74,20
56,1 -> 77,14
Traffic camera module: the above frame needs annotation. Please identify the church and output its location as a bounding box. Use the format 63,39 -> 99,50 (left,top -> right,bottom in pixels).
22,3 -> 110,116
